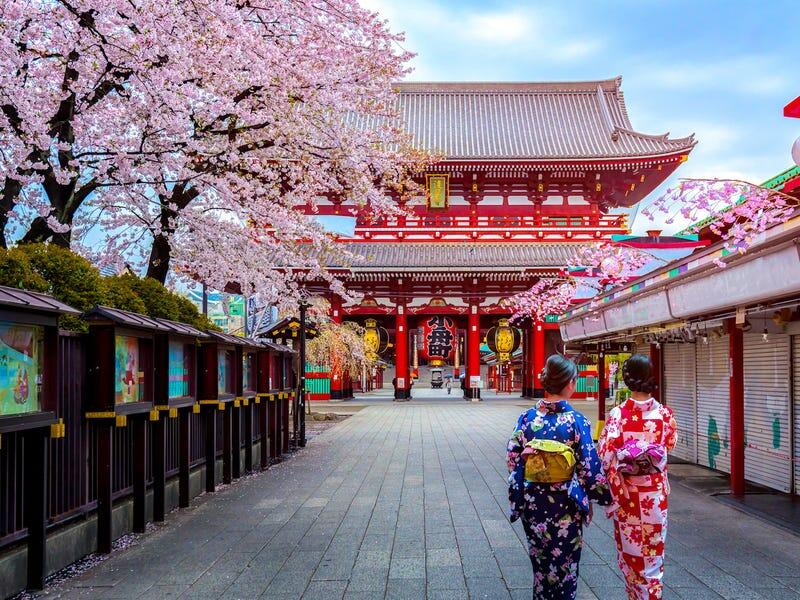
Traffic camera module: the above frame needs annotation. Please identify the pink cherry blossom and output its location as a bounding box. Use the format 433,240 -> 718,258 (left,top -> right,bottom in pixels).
1,0 -> 429,307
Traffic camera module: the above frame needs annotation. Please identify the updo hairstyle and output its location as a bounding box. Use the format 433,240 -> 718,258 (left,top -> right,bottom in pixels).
540,354 -> 578,395
622,354 -> 658,394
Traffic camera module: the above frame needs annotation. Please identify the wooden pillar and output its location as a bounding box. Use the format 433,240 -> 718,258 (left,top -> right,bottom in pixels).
394,306 -> 409,400
204,406 -> 216,493
269,396 -> 279,460
24,428 -> 48,589
244,401 -> 253,472
281,395 -> 290,454
132,415 -> 147,534
231,403 -> 241,479
179,408 -> 191,508
597,350 -> 607,422
524,323 -> 537,398
222,405 -> 233,484
152,415 -> 166,522
258,400 -> 268,469
97,421 -> 113,554
465,304 -> 481,401
729,319 -> 745,497
532,321 -> 546,398
650,343 -> 662,404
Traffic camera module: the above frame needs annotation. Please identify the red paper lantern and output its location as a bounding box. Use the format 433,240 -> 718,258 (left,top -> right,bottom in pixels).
420,316 -> 456,363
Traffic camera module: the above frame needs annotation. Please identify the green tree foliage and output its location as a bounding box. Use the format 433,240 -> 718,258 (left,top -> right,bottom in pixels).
0,244 -> 215,331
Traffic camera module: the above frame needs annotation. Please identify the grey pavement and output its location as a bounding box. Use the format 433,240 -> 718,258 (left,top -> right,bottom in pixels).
40,401 -> 800,599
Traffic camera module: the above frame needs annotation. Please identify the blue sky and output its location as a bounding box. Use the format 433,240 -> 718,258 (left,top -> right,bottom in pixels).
359,0 -> 800,233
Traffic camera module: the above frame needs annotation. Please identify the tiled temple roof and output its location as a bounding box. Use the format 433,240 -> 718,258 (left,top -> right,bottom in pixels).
336,243 -> 583,271
353,78 -> 695,161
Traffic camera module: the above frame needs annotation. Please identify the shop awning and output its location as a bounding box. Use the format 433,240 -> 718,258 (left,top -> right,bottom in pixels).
559,213 -> 800,342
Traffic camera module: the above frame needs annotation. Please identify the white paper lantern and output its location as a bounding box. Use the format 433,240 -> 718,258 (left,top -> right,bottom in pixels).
793,135 -> 800,167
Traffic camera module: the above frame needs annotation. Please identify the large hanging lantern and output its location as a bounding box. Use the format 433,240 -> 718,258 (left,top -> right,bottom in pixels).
363,318 -> 389,356
420,316 -> 456,365
792,135 -> 800,167
486,318 -> 521,363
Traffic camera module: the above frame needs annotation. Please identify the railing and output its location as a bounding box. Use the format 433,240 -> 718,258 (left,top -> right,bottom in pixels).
355,213 -> 626,230
0,334 -> 283,551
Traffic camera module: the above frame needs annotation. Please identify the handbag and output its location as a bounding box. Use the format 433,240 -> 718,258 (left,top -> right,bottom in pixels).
522,439 -> 577,483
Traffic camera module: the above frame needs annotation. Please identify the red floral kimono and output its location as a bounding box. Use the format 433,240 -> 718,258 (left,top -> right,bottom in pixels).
598,398 -> 677,600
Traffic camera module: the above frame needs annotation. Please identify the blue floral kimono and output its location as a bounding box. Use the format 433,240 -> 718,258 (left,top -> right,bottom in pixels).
507,400 -> 610,600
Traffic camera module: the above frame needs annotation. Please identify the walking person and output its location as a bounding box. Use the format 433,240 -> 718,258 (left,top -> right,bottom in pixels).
507,354 -> 611,599
598,354 -> 677,600
445,378 -> 452,395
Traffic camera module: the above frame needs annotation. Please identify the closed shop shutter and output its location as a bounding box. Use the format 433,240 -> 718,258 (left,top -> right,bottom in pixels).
696,335 -> 731,473
794,336 -> 800,495
743,333 -> 792,493
663,343 -> 697,462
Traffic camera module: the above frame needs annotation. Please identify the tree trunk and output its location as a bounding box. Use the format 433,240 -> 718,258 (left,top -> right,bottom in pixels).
145,184 -> 198,283
21,216 -> 72,247
146,232 -> 172,284
0,178 -> 22,249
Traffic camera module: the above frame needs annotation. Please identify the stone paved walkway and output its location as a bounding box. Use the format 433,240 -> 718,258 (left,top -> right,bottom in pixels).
43,404 -> 800,599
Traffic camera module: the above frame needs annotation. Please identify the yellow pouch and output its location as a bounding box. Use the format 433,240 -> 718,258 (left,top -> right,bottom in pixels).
523,439 -> 577,483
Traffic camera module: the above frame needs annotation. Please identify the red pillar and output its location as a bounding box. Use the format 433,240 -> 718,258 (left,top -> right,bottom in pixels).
728,319 -> 745,496
329,297 -> 343,400
466,304 -> 481,400
650,343 -> 662,404
394,307 -> 409,400
524,323 -> 537,397
597,350 -> 606,422
532,320 -> 546,398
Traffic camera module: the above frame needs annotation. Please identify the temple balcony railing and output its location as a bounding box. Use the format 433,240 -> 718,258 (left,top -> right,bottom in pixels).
347,213 -> 628,242
353,213 -> 627,230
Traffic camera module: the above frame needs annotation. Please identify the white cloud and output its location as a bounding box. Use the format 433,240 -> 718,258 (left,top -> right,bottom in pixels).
635,56 -> 791,96
358,0 -> 605,78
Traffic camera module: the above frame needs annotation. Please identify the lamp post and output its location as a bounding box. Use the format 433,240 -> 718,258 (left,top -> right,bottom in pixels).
297,300 -> 308,447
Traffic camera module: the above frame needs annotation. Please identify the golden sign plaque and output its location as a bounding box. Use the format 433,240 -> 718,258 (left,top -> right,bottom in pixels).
426,174 -> 449,209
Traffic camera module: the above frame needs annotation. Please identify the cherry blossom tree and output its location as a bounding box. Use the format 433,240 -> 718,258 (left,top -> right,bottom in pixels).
642,178 -> 798,267
2,0 -> 427,303
511,243 -> 656,321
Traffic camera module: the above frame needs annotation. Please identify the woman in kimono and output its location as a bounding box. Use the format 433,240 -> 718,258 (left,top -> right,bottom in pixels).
507,354 -> 610,600
598,354 -> 677,600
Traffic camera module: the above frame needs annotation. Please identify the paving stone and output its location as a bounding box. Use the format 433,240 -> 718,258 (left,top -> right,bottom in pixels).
386,577 -> 426,600
35,402 -> 800,600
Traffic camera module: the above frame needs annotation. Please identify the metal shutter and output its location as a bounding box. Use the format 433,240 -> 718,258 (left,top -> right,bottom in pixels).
794,336 -> 800,495
742,334 -> 792,493
696,335 -> 730,473
663,343 -> 697,462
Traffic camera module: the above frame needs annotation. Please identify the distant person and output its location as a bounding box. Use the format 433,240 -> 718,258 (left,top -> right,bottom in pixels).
507,355 -> 610,599
445,378 -> 452,395
598,354 -> 677,600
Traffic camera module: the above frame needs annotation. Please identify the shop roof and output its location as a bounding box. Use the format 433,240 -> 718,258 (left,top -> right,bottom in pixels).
153,318 -> 210,338
0,285 -> 80,315
83,306 -> 170,331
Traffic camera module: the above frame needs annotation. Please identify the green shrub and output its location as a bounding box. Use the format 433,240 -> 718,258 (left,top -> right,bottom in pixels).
0,247 -> 48,292
0,244 -> 215,332
104,275 -> 148,314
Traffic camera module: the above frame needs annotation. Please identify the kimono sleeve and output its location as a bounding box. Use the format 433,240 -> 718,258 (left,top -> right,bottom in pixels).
506,411 -> 530,473
662,406 -> 678,452
575,414 -> 612,506
597,407 -> 623,474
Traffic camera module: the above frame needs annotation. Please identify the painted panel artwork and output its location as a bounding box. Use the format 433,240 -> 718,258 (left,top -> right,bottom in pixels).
0,322 -> 43,416
168,341 -> 191,398
218,349 -> 234,394
115,335 -> 143,404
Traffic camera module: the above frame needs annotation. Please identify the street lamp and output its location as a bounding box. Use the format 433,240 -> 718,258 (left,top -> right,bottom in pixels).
785,96 -> 800,166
